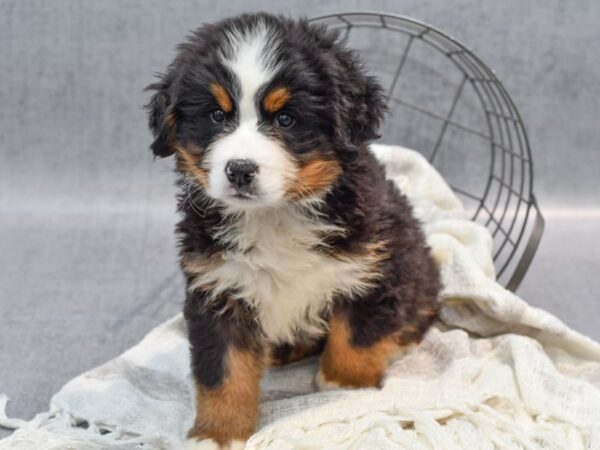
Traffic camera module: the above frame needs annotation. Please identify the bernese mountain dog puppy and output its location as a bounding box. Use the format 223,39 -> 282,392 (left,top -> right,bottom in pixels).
146,13 -> 440,450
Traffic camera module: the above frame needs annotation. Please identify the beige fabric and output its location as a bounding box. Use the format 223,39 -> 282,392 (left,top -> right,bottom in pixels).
2,145 -> 599,450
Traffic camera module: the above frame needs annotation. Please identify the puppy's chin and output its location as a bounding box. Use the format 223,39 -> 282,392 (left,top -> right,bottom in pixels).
220,193 -> 278,211
207,186 -> 285,212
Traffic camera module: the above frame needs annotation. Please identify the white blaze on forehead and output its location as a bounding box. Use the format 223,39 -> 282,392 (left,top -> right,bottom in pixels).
222,24 -> 279,123
205,23 -> 294,209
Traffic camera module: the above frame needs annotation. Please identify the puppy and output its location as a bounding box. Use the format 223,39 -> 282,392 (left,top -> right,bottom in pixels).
146,13 -> 441,450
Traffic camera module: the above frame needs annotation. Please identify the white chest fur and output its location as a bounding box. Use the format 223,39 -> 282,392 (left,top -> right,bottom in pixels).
185,207 -> 379,343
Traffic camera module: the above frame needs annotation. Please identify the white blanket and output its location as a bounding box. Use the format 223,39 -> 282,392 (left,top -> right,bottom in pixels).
2,145 -> 600,450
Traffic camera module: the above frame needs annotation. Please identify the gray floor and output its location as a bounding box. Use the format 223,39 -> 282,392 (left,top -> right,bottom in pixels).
1,0 -> 599,440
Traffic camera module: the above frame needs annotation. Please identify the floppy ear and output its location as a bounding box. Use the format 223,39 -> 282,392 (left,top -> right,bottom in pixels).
146,79 -> 176,158
347,73 -> 386,145
335,59 -> 387,163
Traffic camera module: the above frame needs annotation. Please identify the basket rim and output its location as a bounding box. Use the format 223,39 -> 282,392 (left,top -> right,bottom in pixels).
309,11 -> 535,177
309,11 -> 543,291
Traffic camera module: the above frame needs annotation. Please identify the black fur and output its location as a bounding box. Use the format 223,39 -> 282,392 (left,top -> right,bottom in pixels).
146,13 -> 440,438
184,288 -> 261,389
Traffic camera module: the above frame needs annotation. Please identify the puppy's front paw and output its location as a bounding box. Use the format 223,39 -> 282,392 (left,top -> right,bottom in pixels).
182,437 -> 245,450
315,368 -> 343,391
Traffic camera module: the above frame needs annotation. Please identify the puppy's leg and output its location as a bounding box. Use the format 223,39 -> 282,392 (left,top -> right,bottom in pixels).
184,295 -> 265,450
316,313 -> 401,390
186,347 -> 264,450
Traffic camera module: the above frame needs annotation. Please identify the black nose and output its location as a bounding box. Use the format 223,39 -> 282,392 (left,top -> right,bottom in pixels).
225,159 -> 258,189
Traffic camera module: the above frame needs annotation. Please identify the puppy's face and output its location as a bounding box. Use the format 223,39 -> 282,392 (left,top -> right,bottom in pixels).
147,14 -> 384,211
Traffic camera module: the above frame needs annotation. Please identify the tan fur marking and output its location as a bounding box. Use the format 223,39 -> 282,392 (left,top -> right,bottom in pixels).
326,240 -> 389,286
269,340 -> 324,367
320,315 -> 399,388
175,146 -> 208,188
263,87 -> 291,113
181,252 -> 224,293
287,158 -> 342,200
417,305 -> 438,318
400,323 -> 420,335
182,252 -> 223,276
188,347 -> 265,445
166,111 -> 176,130
395,305 -> 438,344
337,240 -> 390,264
210,83 -> 233,113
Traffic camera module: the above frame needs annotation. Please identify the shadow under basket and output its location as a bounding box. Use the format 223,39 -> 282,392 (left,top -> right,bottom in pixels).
309,12 -> 545,292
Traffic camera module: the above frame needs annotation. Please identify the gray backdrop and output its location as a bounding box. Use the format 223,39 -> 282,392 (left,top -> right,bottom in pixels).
1,0 -> 599,436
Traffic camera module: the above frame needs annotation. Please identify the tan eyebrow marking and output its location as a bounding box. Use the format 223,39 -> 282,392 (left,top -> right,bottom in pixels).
209,83 -> 233,113
263,87 -> 291,113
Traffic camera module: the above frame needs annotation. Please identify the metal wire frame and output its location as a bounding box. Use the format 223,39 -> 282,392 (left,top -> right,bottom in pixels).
309,12 -> 545,291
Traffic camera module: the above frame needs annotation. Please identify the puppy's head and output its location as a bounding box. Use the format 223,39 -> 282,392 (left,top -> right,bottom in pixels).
147,13 -> 385,210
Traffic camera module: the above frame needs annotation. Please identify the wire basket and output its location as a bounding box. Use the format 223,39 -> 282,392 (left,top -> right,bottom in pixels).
309,12 -> 544,292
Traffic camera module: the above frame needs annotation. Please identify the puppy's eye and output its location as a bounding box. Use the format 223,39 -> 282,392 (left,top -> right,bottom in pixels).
211,109 -> 225,123
276,112 -> 294,128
